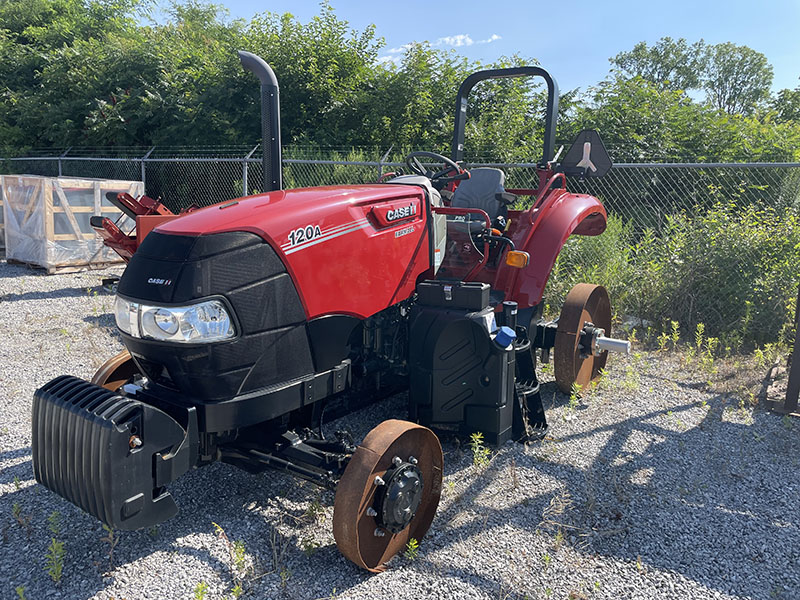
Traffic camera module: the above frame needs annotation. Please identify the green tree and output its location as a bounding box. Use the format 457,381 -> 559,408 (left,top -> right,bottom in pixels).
772,85 -> 800,123
703,42 -> 773,116
609,37 -> 707,91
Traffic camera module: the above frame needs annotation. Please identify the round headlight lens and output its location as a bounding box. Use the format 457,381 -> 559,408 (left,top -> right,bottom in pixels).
153,308 -> 179,335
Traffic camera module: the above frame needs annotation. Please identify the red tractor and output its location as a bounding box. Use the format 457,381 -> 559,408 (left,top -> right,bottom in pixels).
32,52 -> 629,572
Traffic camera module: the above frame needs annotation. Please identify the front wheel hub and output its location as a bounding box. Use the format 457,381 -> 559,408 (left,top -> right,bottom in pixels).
375,461 -> 424,534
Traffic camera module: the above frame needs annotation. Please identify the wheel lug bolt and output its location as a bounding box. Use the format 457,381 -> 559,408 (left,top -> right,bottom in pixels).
392,456 -> 402,466
366,507 -> 378,517
409,456 -> 418,465
374,475 -> 385,486
374,528 -> 385,537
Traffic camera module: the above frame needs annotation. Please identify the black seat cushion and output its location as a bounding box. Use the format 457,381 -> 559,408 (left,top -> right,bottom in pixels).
451,168 -> 514,223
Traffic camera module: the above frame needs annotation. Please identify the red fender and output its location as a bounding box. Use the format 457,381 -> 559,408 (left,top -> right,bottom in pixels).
499,189 -> 607,309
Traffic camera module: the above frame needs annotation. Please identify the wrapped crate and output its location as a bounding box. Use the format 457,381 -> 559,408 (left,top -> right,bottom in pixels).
1,175 -> 141,273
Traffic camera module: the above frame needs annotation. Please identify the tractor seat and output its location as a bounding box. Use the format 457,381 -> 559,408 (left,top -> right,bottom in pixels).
451,168 -> 517,226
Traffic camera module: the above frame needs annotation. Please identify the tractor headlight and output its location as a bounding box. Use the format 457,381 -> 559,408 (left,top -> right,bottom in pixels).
114,296 -> 236,343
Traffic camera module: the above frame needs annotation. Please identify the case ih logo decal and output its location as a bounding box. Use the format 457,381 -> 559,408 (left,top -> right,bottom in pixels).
147,278 -> 172,286
386,203 -> 417,222
371,199 -> 422,228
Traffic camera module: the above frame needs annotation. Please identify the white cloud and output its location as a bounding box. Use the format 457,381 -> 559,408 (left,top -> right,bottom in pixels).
436,34 -> 474,47
387,44 -> 413,54
378,33 -> 501,63
478,34 -> 501,44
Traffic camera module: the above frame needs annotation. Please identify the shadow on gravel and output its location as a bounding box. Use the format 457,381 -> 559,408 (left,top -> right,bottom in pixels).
0,286 -> 103,303
0,446 -> 32,485
4,375 -> 799,599
434,386 -> 800,599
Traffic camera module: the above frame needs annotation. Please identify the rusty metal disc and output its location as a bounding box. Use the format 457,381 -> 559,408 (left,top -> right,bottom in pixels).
90,349 -> 138,391
333,419 -> 443,572
554,283 -> 612,394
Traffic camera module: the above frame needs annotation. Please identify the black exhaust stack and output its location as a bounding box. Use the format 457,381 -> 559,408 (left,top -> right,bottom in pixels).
238,50 -> 282,192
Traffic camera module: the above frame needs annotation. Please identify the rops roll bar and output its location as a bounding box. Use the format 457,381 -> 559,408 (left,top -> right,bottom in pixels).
451,67 -> 559,168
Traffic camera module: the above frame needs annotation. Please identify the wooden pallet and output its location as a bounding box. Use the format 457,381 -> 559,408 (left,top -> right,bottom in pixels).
1,175 -> 142,273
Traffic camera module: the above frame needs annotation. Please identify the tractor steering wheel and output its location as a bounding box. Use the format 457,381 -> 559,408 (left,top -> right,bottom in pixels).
404,151 -> 467,184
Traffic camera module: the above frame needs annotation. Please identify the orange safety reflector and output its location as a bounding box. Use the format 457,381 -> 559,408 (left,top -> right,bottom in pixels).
505,250 -> 530,268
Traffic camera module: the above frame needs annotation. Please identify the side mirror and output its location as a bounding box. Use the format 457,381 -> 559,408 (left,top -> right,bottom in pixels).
559,129 -> 612,178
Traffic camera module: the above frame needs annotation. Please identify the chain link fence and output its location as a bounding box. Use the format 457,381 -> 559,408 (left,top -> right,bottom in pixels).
2,149 -> 799,347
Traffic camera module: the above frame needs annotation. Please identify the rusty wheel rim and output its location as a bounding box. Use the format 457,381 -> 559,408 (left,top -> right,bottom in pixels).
333,419 -> 443,572
554,283 -> 612,394
90,350 -> 138,391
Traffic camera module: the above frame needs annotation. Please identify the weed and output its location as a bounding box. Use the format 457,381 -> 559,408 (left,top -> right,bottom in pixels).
542,553 -> 551,567
194,581 -> 208,600
213,522 -> 252,580
657,331 -> 670,352
553,528 -> 565,550
446,479 -> 456,495
279,567 -> 291,588
301,537 -> 320,557
15,586 -> 26,600
567,383 -> 581,415
510,458 -> 518,489
100,524 -> 119,571
622,365 -> 638,391
636,555 -> 644,572
269,518 -> 290,575
540,361 -> 554,375
695,322 -> 705,354
469,432 -> 491,468
13,475 -> 21,491
45,538 -> 65,584
304,495 -> 325,522
231,583 -> 243,599
47,511 -> 61,536
404,537 -> 420,561
12,503 -> 32,537
670,321 -> 680,350
148,525 -> 159,539
754,347 -> 766,370
783,415 -> 793,430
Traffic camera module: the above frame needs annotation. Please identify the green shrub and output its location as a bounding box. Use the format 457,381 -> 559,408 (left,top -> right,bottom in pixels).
546,202 -> 800,347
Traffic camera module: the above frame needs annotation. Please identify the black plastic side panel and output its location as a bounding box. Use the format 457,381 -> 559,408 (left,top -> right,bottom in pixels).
32,375 -> 191,530
307,315 -> 360,371
408,302 -> 515,445
117,231 -> 314,403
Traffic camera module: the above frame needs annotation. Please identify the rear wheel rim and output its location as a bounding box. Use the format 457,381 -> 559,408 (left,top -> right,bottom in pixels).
333,419 -> 443,572
554,283 -> 611,393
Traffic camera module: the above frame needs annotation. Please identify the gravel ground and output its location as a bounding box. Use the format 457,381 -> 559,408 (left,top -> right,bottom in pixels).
2,259 -> 799,600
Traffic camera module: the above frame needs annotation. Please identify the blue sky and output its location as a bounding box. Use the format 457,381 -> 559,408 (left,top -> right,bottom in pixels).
202,0 -> 800,95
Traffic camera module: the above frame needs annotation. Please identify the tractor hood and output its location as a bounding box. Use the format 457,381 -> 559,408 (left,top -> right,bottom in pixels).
119,183 -> 433,321
155,184 -> 419,242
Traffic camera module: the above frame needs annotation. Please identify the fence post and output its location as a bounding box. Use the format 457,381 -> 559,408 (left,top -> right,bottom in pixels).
243,145 -> 258,196
58,147 -> 71,177
378,145 -> 393,182
140,147 -> 155,193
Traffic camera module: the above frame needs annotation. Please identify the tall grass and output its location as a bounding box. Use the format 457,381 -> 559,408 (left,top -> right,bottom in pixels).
547,202 -> 800,347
